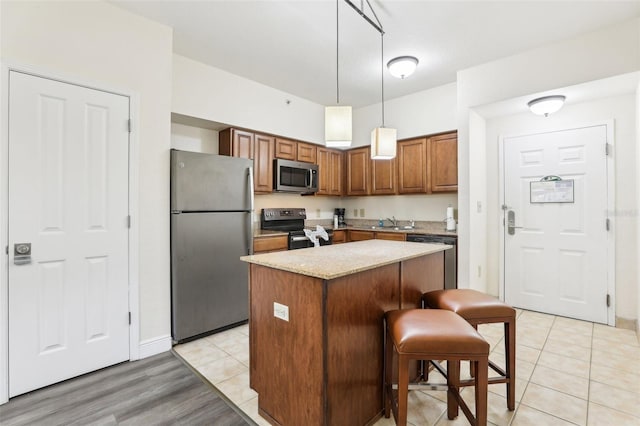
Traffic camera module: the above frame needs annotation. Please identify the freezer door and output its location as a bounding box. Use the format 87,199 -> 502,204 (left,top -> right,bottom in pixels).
171,149 -> 253,212
171,212 -> 251,342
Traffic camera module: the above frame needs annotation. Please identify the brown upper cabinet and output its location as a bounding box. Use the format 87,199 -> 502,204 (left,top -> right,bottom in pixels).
274,137 -> 296,160
397,137 -> 429,194
219,128 -> 254,159
371,157 -> 397,195
220,128 -> 273,194
397,131 -> 457,194
317,147 -> 344,196
275,138 -> 317,164
429,131 -> 458,192
346,146 -> 370,196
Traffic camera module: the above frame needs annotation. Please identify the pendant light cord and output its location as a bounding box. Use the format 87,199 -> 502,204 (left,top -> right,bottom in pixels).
381,31 -> 385,127
336,0 -> 340,105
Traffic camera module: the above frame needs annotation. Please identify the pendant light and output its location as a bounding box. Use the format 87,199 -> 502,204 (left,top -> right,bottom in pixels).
371,31 -> 396,159
325,0 -> 352,147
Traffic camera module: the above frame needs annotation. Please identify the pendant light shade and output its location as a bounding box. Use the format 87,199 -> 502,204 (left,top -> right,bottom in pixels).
527,95 -> 566,117
325,106 -> 352,147
371,127 -> 397,159
325,0 -> 352,147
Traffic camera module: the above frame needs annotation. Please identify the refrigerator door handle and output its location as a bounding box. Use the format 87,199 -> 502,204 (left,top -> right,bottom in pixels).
247,166 -> 254,255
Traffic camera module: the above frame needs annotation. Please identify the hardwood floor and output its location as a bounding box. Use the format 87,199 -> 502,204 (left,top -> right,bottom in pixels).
0,351 -> 251,425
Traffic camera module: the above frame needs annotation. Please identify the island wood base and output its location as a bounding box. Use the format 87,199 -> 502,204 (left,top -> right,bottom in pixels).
248,251 -> 444,426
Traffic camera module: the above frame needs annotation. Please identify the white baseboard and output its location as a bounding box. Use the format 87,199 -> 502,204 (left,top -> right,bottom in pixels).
138,335 -> 172,359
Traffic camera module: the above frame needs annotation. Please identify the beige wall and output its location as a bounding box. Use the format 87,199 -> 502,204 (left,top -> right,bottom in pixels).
1,1 -> 173,343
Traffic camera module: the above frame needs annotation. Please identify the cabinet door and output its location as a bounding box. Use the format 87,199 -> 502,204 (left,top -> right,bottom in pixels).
275,138 -> 296,160
329,150 -> 343,195
254,134 -> 274,193
348,230 -> 374,242
371,158 -> 397,195
398,138 -> 428,194
429,132 -> 458,192
219,128 -> 254,159
253,235 -> 288,253
317,148 -> 344,196
297,142 -> 317,164
332,230 -> 346,244
375,232 -> 406,241
346,147 -> 370,196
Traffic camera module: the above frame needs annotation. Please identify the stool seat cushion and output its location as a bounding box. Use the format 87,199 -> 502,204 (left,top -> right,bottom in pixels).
423,289 -> 515,320
385,309 -> 489,356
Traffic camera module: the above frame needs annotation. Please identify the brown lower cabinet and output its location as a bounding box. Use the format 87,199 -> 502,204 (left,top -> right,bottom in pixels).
332,230 -> 346,244
347,230 -> 406,242
253,235 -> 288,253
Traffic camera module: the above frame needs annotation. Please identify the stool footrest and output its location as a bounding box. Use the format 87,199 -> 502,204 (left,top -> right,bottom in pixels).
489,360 -> 506,377
393,382 -> 450,391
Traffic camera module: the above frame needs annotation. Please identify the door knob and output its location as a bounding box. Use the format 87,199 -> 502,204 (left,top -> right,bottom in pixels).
507,211 -> 523,235
14,243 -> 32,265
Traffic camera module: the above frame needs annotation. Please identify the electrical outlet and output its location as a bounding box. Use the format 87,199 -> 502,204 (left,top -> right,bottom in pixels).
360,208 -> 365,217
316,208 -> 320,218
477,266 -> 482,278
274,302 -> 289,322
477,201 -> 482,213
353,209 -> 358,217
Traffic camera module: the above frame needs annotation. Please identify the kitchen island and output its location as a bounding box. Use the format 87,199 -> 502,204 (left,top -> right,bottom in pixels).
240,240 -> 450,426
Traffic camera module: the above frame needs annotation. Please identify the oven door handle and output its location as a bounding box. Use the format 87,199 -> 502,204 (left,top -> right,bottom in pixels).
290,236 -> 310,242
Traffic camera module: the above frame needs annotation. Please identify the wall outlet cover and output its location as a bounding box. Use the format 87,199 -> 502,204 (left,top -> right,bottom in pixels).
273,302 -> 289,322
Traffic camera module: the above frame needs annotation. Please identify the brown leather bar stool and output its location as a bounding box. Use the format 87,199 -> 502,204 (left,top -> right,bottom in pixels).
384,309 -> 489,426
423,289 -> 516,410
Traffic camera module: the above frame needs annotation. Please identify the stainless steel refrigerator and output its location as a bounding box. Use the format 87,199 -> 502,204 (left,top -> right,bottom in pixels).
170,149 -> 254,343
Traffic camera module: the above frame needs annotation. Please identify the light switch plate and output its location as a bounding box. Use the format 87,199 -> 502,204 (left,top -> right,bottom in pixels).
360,208 -> 365,217
273,302 -> 289,322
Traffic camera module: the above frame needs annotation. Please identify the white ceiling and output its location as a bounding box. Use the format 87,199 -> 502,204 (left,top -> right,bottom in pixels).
112,1 -> 640,108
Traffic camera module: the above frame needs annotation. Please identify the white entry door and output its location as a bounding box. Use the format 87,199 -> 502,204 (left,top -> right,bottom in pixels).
8,71 -> 130,397
503,125 -> 610,323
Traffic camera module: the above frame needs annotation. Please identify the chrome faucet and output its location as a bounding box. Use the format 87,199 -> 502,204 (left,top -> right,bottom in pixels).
386,216 -> 397,227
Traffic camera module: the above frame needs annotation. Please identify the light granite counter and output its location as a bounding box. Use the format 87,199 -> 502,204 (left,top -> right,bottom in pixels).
241,239 -> 450,280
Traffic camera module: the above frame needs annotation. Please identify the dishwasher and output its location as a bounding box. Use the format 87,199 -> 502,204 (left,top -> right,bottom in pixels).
406,234 -> 457,289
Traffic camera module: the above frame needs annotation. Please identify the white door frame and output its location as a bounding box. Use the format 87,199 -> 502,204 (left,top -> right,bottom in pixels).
498,120 -> 616,326
0,62 -> 141,404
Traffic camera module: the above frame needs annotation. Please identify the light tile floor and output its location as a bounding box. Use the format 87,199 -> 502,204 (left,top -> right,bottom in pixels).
174,309 -> 640,425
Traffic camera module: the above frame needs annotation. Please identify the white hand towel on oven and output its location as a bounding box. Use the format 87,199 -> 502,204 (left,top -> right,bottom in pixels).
304,225 -> 329,247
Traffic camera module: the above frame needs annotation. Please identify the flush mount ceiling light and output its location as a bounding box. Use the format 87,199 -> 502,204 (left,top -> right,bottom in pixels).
325,0 -> 352,147
527,95 -> 566,117
387,56 -> 418,79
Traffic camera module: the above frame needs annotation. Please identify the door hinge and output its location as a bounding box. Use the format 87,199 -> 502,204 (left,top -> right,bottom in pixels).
127,119 -> 132,133
128,312 -> 132,325
606,294 -> 610,307
606,218 -> 610,231
127,215 -> 131,228
5,246 -> 8,255
605,143 -> 611,156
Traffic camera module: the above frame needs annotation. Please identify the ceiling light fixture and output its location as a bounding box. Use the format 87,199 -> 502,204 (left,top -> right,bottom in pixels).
325,0 -> 352,148
387,56 -> 418,79
527,95 -> 566,117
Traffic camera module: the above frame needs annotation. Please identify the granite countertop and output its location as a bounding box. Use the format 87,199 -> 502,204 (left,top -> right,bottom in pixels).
240,239 -> 451,280
253,222 -> 457,238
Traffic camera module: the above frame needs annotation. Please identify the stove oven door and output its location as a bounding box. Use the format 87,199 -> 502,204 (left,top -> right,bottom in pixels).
288,233 -> 312,250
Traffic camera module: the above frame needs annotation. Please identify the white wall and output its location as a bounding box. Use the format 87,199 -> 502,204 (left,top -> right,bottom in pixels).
485,94 -> 637,321
467,110 -> 487,291
171,123 -> 219,154
1,1 -> 173,343
457,18 -> 640,296
172,54 -> 325,145
637,81 -> 640,336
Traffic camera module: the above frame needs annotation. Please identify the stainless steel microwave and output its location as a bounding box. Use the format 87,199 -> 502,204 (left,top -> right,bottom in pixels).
273,159 -> 318,193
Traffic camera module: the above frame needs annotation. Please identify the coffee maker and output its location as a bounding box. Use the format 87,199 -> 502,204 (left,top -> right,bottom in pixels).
334,208 -> 346,227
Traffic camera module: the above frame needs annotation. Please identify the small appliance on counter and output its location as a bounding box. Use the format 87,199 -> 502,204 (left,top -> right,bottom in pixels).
334,208 -> 346,227
261,208 -> 333,249
446,205 -> 456,231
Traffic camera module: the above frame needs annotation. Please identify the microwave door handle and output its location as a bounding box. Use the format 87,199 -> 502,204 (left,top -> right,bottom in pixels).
307,169 -> 312,188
